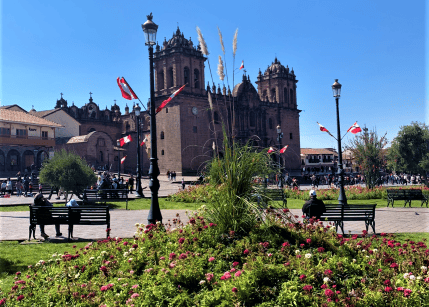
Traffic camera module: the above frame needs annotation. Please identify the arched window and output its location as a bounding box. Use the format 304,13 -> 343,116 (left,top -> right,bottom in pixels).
184,67 -> 190,86
194,69 -> 200,88
161,131 -> 165,139
168,67 -> 174,88
161,150 -> 165,155
249,111 -> 256,127
165,108 -> 168,113
158,70 -> 164,90
268,118 -> 273,130
125,122 -> 130,132
100,151 -> 104,162
214,111 -> 219,124
0,150 -> 5,171
284,88 -> 288,104
262,89 -> 268,101
271,88 -> 276,102
290,89 -> 294,106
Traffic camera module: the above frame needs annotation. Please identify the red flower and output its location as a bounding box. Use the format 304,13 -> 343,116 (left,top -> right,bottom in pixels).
306,238 -> 311,244
232,261 -> 239,267
0,299 -> 6,305
324,269 -> 333,275
324,289 -> 334,297
299,274 -> 306,280
232,287 -> 238,293
303,285 -> 313,291
404,289 -> 412,297
318,247 -> 325,253
243,249 -> 250,255
16,295 -> 24,302
390,263 -> 399,268
282,242 -> 290,247
384,280 -> 391,285
100,266 -> 108,272
178,238 -> 185,244
384,286 -> 393,292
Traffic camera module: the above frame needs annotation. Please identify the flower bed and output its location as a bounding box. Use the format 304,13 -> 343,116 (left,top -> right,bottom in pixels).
0,211 -> 428,306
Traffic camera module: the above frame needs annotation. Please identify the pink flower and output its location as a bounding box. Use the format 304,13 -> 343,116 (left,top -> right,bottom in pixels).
0,299 -> 6,305
282,242 -> 290,247
317,247 -> 325,253
15,272 -> 21,276
132,285 -> 139,289
397,287 -> 404,291
208,257 -> 215,262
169,253 -> 176,260
101,286 -> 108,291
324,269 -> 333,275
160,256 -> 165,260
299,274 -> 306,280
123,241 -> 128,246
390,263 -> 399,268
232,287 -> 238,293
169,262 -> 176,268
243,249 -> 250,255
232,261 -> 239,267
178,238 -> 185,244
179,253 -> 187,260
131,293 -> 139,299
303,285 -> 313,291
324,289 -> 334,297
16,295 -> 24,302
385,286 -> 393,292
100,266 -> 108,272
234,270 -> 242,277
404,289 -> 412,297
306,238 -> 311,244
205,273 -> 214,282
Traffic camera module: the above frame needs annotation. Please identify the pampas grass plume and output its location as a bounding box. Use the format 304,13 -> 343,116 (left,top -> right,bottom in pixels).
217,56 -> 225,81
196,26 -> 209,56
217,26 -> 225,55
233,28 -> 238,56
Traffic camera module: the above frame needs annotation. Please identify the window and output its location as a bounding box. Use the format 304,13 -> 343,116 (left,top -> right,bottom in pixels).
290,133 -> 293,139
100,151 -> 104,162
42,131 -> 48,139
161,150 -> 165,155
290,89 -> 294,105
193,126 -> 197,133
161,131 -> 165,139
158,70 -> 164,90
268,118 -> 273,130
262,89 -> 268,101
194,69 -> 200,88
271,88 -> 276,102
98,138 -> 105,146
0,128 -> 10,136
184,67 -> 189,86
168,67 -> 174,88
125,122 -> 130,132
165,108 -> 168,113
284,88 -> 288,104
16,129 -> 26,138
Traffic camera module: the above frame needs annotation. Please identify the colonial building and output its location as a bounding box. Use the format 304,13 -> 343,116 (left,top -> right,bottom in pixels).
0,109 -> 62,176
300,148 -> 338,175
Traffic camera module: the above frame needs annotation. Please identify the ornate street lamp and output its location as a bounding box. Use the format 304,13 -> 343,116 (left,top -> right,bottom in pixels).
116,140 -> 121,181
142,13 -> 162,224
276,125 -> 283,187
332,79 -> 347,205
134,104 -> 144,197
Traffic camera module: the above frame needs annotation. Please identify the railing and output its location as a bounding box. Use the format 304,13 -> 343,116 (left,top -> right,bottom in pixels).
307,159 -> 320,164
1,135 -> 55,141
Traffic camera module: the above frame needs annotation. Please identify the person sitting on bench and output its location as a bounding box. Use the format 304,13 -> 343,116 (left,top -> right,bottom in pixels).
33,193 -> 62,238
302,190 -> 326,220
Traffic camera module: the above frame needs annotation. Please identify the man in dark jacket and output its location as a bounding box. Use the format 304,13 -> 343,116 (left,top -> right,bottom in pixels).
302,190 -> 326,220
33,193 -> 62,239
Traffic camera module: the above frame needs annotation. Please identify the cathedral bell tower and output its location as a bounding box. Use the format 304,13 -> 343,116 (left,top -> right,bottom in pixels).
153,26 -> 206,96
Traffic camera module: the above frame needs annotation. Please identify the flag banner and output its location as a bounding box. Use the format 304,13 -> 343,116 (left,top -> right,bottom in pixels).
267,147 -> 275,154
121,156 -> 127,164
140,137 -> 147,147
347,122 -> 362,134
280,145 -> 289,154
117,77 -> 139,100
317,122 -> 335,138
156,84 -> 186,114
239,61 -> 244,70
119,135 -> 133,147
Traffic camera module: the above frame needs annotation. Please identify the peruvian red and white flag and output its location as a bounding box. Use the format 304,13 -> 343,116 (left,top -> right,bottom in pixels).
117,77 -> 139,100
120,156 -> 127,164
239,61 -> 244,70
267,147 -> 275,154
140,137 -> 147,147
119,135 -> 133,147
155,84 -> 186,114
317,122 -> 330,133
347,122 -> 362,134
279,145 -> 289,154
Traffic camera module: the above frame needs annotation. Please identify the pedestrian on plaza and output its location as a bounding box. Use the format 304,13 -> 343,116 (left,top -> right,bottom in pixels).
302,190 -> 326,220
6,178 -> 13,195
128,175 -> 134,194
167,171 -> 170,180
66,199 -> 80,239
39,182 -> 43,194
29,181 -> 33,196
16,171 -> 22,182
16,180 -> 23,197
0,180 -> 6,196
182,177 -> 185,190
33,193 -> 62,239
23,177 -> 29,197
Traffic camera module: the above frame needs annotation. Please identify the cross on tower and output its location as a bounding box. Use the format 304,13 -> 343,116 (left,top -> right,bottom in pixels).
114,99 -> 117,104
60,92 -> 63,98
89,92 -> 93,98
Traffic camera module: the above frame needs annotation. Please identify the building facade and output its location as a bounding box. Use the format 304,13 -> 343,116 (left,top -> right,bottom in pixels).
300,148 -> 338,175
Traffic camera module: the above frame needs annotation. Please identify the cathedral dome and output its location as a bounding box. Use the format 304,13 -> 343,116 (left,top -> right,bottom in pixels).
264,57 -> 288,75
164,27 -> 192,49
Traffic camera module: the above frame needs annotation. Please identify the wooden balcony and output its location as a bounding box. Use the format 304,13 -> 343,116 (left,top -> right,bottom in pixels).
0,135 -> 55,147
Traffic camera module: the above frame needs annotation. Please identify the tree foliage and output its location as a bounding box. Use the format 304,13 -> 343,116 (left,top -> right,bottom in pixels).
347,129 -> 388,189
39,149 -> 96,199
387,122 -> 429,178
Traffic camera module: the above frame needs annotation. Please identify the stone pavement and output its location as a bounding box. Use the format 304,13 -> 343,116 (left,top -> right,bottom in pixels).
1,207 -> 428,242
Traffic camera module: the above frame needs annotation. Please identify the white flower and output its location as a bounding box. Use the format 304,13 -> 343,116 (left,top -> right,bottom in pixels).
52,253 -> 57,258
199,280 -> 206,285
128,258 -> 133,262
75,273 -> 80,279
129,248 -> 135,252
156,221 -> 161,225
403,273 -> 409,279
409,275 -> 416,280
89,257 -> 95,261
417,276 -> 422,280
267,253 -> 273,257
295,250 -> 300,255
352,259 -> 356,263
373,249 -> 378,253
305,253 -> 312,259
323,277 -> 330,283
421,266 -> 428,271
135,223 -> 140,227
35,263 -> 40,267
101,251 -> 107,255
124,252 -> 129,257
366,256 -> 370,258
361,249 -> 366,253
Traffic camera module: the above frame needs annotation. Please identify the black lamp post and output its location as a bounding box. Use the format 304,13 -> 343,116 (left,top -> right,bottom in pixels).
142,13 -> 162,224
276,125 -> 283,187
116,140 -> 121,181
134,104 -> 144,197
332,79 -> 347,205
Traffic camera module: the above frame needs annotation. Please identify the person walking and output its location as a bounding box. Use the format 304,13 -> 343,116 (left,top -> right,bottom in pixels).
302,190 -> 326,220
181,177 -> 185,190
6,178 -> 13,195
16,181 -> 23,197
128,175 -> 134,194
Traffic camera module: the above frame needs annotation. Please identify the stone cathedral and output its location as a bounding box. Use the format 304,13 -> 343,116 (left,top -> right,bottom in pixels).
151,27 -> 301,175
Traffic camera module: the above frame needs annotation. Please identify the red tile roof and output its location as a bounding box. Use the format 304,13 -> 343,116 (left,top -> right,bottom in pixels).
0,109 -> 63,127
301,148 -> 338,156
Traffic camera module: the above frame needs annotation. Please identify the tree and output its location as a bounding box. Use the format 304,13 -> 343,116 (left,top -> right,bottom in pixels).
347,128 -> 388,189
39,149 -> 96,200
387,122 -> 429,180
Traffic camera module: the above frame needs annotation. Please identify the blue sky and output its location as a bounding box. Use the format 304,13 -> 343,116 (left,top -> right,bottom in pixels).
1,0 -> 426,149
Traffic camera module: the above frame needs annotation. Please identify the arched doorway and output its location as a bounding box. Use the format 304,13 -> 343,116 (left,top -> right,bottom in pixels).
7,149 -> 20,173
22,150 -> 35,172
0,150 -> 5,172
37,150 -> 49,169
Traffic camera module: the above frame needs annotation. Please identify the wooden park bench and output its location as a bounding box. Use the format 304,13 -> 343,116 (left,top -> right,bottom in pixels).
387,189 -> 428,207
29,206 -> 110,240
83,189 -> 129,208
252,185 -> 287,208
319,204 -> 377,235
